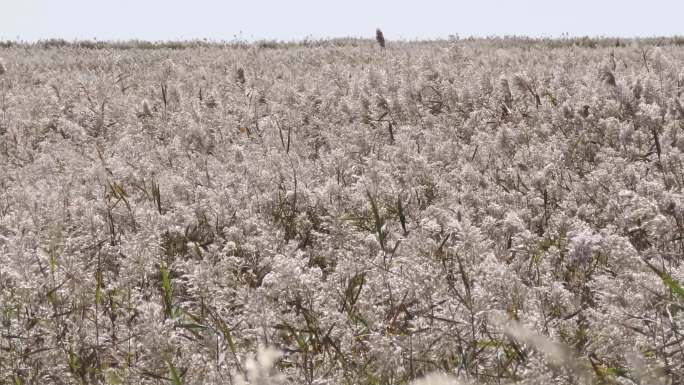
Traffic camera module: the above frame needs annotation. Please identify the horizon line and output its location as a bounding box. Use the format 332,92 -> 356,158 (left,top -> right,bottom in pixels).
3,34 -> 684,45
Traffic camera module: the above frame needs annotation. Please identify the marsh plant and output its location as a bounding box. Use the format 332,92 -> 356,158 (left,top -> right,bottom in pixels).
141,98 -> 153,116
1,37 -> 684,385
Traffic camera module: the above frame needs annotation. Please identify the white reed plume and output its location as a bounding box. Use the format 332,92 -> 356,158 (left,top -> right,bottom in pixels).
141,99 -> 152,116
235,346 -> 284,385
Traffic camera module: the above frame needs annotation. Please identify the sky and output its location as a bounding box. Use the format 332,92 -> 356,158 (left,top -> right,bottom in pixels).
1,0 -> 683,42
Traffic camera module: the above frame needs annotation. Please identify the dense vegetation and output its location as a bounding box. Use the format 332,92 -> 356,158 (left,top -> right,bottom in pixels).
1,37 -> 684,384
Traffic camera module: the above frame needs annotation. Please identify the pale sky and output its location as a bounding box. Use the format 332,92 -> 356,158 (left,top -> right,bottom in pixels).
1,0 -> 683,42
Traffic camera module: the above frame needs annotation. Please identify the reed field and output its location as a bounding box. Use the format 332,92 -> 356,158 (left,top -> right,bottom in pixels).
1,36 -> 684,384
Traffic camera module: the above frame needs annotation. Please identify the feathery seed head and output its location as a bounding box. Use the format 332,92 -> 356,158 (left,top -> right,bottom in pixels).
562,104 -> 575,119
235,67 -> 245,85
141,99 -> 152,116
600,66 -> 616,87
411,373 -> 463,385
512,73 -> 530,93
236,346 -> 284,385
632,79 -> 643,99
500,77 -> 512,106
